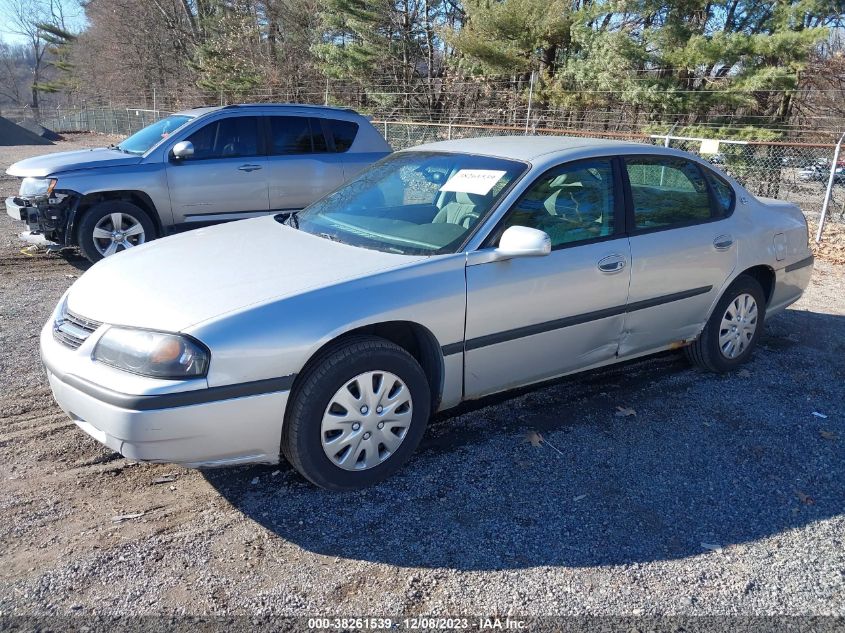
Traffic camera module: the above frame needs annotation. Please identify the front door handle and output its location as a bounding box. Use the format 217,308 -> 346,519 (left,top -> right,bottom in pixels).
714,234 -> 734,250
597,254 -> 627,273
238,164 -> 262,172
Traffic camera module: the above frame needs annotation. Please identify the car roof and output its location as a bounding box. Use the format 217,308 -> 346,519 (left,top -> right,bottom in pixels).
173,103 -> 357,118
404,135 -> 647,161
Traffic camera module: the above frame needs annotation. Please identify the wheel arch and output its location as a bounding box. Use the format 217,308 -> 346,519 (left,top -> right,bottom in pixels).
292,320 -> 446,413
735,264 -> 776,306
73,190 -> 162,243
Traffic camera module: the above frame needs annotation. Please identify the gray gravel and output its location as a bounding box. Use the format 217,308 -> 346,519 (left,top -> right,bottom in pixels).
0,136 -> 844,618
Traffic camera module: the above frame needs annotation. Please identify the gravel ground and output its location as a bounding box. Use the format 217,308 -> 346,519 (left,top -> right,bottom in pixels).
0,136 -> 844,619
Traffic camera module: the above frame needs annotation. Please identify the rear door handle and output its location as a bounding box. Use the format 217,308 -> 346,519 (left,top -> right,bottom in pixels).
714,234 -> 733,250
597,254 -> 627,273
238,164 -> 262,172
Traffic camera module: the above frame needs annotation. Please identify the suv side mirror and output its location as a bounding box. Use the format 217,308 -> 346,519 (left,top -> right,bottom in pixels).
494,225 -> 551,259
171,141 -> 194,160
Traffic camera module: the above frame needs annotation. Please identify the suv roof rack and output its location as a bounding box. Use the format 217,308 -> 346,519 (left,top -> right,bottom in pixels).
221,103 -> 356,113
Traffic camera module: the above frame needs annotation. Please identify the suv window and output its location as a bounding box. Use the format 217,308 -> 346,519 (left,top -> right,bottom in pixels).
327,119 -> 359,152
625,157 -> 711,230
268,117 -> 328,154
500,158 -> 616,248
184,117 -> 260,160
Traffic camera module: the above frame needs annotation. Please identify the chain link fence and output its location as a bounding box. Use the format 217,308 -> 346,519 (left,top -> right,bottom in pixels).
20,107 -> 845,230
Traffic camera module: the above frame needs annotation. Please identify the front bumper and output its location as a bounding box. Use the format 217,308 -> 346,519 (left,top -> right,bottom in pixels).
5,192 -> 80,244
5,196 -> 36,224
41,322 -> 288,467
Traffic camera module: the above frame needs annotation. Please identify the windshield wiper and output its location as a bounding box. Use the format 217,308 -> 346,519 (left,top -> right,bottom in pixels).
108,143 -> 131,154
318,232 -> 344,243
274,211 -> 299,229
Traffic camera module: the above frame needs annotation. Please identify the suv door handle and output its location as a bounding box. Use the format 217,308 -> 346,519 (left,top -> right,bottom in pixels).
597,254 -> 626,273
714,234 -> 734,250
238,164 -> 262,172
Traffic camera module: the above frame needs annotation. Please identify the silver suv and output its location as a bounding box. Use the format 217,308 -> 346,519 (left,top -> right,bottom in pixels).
5,104 -> 392,261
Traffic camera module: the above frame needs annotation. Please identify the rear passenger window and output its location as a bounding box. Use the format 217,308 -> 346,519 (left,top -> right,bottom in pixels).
269,117 -> 326,154
327,119 -> 359,152
706,171 -> 735,218
501,159 -> 616,248
184,117 -> 260,160
625,158 -> 711,230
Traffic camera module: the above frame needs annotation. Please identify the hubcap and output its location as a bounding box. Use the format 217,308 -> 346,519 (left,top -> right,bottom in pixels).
718,293 -> 758,359
320,370 -> 413,471
92,212 -> 145,257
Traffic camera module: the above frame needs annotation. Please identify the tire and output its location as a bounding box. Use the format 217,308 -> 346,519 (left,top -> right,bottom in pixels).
77,200 -> 157,263
282,336 -> 431,490
685,274 -> 766,373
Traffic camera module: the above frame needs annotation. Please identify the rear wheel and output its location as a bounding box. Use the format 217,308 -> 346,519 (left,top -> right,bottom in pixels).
282,336 -> 431,490
77,200 -> 156,262
685,274 -> 766,372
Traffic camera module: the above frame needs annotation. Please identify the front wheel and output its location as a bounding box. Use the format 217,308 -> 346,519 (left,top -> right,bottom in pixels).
685,274 -> 766,372
77,200 -> 157,262
282,336 -> 431,490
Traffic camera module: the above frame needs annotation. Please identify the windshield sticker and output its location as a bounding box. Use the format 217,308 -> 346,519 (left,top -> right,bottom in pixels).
440,169 -> 507,196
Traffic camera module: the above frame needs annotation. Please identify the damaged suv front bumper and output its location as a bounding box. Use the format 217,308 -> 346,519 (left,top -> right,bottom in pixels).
4,191 -> 81,245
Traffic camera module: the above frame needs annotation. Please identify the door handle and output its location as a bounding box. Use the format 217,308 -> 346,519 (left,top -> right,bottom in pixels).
597,254 -> 627,273
238,164 -> 262,172
714,234 -> 734,250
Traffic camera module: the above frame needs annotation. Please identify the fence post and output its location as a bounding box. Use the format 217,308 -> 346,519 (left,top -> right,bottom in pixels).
524,70 -> 536,135
816,132 -> 845,243
447,123 -> 452,140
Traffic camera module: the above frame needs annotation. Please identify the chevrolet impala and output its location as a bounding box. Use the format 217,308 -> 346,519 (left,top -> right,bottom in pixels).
40,136 -> 814,489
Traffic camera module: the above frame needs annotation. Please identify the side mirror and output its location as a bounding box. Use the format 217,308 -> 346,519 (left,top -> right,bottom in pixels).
495,225 -> 551,259
171,141 -> 194,160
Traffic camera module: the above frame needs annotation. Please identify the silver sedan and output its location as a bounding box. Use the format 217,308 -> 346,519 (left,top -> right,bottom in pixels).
40,136 -> 813,489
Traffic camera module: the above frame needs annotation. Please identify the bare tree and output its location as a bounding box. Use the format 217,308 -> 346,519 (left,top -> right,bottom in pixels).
0,41 -> 28,106
1,0 -> 75,110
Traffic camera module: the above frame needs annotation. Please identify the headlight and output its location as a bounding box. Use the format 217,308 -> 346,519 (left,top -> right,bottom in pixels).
92,327 -> 210,379
19,177 -> 57,198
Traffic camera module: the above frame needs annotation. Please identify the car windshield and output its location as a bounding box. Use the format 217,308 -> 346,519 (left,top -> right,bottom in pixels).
292,151 -> 527,255
117,115 -> 193,155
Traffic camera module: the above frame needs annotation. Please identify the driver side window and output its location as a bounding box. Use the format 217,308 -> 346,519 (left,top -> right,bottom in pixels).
501,159 -> 616,248
182,116 -> 260,160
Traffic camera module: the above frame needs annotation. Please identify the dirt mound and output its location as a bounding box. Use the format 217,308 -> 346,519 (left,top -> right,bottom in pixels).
13,118 -> 62,142
0,116 -> 54,146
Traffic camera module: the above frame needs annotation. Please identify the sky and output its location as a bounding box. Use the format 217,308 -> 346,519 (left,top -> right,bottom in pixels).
0,0 -> 87,46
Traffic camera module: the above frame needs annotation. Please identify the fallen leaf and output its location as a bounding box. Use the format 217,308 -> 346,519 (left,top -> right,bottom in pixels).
524,430 -> 544,448
812,411 -> 828,419
737,369 -> 751,378
819,430 -> 838,441
794,490 -> 815,505
701,542 -> 723,553
615,406 -> 637,417
572,494 -> 587,502
112,512 -> 145,523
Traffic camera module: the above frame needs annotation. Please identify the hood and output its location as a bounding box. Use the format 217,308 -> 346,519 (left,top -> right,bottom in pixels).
66,216 -> 420,332
6,147 -> 142,178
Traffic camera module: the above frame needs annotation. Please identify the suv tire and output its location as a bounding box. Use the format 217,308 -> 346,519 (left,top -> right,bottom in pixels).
78,200 -> 157,262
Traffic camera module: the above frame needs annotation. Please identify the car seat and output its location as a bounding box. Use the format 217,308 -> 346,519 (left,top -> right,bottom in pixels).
433,192 -> 485,228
